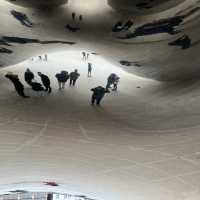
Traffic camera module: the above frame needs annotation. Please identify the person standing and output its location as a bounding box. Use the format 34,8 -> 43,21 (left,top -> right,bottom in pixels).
69,69 -> 80,86
72,12 -> 76,20
37,72 -> 52,93
88,63 -> 92,77
5,72 -> 29,98
86,53 -> 90,60
24,68 -> 34,85
79,15 -> 83,22
82,52 -> 86,60
44,54 -> 48,61
55,71 -> 69,89
91,86 -> 110,106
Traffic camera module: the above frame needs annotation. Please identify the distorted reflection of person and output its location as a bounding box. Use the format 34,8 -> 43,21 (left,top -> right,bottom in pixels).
38,72 -> 52,93
55,71 -> 69,89
69,69 -> 80,86
24,68 -> 34,86
91,86 -> 110,106
88,63 -> 92,77
5,72 -> 29,98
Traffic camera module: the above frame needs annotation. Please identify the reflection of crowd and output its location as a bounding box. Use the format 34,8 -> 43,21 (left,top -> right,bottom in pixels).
5,55 -> 120,106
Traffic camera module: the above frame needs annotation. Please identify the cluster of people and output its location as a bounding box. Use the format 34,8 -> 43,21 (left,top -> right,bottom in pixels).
82,52 -> 90,60
5,61 -> 120,106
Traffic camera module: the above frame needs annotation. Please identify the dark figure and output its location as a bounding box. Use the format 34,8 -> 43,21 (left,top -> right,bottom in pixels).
69,69 -> 80,86
5,72 -> 29,98
82,52 -> 86,60
106,73 -> 117,89
44,54 -> 48,61
79,15 -> 83,21
91,86 -> 110,106
24,68 -> 34,85
38,56 -> 42,61
65,24 -> 80,32
119,15 -> 184,39
86,53 -> 90,60
55,71 -> 69,89
30,82 -> 44,92
37,72 -> 52,93
10,10 -> 33,28
113,76 -> 120,91
88,63 -> 92,77
72,12 -> 76,20
168,35 -> 191,49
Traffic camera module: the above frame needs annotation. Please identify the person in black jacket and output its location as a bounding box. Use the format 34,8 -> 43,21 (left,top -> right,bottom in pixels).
91,86 -> 110,106
55,71 -> 69,89
24,68 -> 34,85
5,72 -> 29,98
69,69 -> 80,86
37,72 -> 52,93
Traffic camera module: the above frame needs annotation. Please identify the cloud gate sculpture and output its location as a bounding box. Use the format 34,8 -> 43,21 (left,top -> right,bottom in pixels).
1,1 -> 200,200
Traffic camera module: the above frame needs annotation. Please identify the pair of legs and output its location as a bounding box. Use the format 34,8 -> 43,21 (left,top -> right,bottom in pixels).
70,79 -> 77,86
44,85 -> 52,93
88,71 -> 92,77
91,95 -> 103,106
58,81 -> 66,89
113,83 -> 118,91
16,88 -> 29,98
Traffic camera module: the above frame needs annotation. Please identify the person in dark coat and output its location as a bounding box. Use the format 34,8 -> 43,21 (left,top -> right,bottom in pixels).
24,68 -> 34,85
106,73 -> 117,89
5,72 -> 29,98
37,72 -> 52,93
55,71 -> 69,89
69,69 -> 80,86
91,86 -> 110,106
88,63 -> 92,77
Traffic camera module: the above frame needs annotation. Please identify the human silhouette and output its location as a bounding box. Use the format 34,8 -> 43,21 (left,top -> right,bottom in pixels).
44,54 -> 48,61
55,71 -> 69,89
106,73 -> 117,89
79,15 -> 83,21
86,53 -> 90,60
82,52 -> 86,60
5,72 -> 29,98
72,12 -> 76,20
24,68 -> 34,85
69,69 -> 80,86
37,72 -> 52,93
91,86 -> 110,106
10,10 -> 33,28
88,63 -> 92,77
